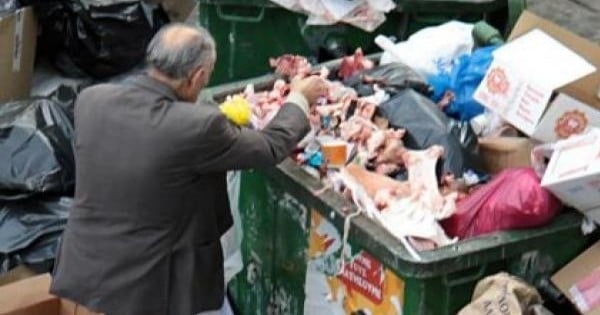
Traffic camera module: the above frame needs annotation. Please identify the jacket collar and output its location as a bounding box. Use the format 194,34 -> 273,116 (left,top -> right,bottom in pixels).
128,74 -> 179,101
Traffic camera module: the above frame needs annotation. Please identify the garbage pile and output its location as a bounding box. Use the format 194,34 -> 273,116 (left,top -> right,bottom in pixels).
0,100 -> 75,273
0,0 -> 171,275
220,17 -> 600,254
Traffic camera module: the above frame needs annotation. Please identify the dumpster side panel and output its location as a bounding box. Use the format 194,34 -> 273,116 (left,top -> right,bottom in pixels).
230,167 -> 596,315
230,170 -> 311,315
269,182 -> 310,314
303,210 -> 406,315
229,171 -> 277,314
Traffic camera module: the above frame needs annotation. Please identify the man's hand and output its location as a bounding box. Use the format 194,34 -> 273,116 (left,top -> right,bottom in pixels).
290,75 -> 329,105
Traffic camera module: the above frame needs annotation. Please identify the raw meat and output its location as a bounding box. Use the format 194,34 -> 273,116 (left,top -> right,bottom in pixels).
242,79 -> 291,129
371,145 -> 458,249
339,116 -> 377,144
327,81 -> 357,104
379,200 -> 456,248
366,130 -> 386,157
338,48 -> 374,80
270,54 -> 312,78
343,164 -> 410,200
374,129 -> 405,163
225,51 -> 465,251
402,146 -> 457,220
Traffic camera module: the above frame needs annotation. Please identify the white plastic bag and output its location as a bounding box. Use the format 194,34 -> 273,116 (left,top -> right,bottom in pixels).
270,0 -> 396,32
377,21 -> 475,77
222,171 -> 244,284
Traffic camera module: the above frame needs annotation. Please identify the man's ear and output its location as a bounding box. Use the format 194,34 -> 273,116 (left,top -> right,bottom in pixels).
190,67 -> 206,87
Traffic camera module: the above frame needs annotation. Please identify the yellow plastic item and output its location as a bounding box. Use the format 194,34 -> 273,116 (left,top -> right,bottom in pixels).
219,95 -> 252,126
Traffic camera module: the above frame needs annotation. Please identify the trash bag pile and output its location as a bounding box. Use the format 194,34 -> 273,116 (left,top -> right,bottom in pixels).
23,0 -> 168,78
0,99 -> 75,273
0,0 -> 166,277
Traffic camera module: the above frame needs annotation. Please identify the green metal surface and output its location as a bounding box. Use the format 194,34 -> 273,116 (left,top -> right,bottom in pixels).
198,0 -> 523,86
229,163 -> 596,315
197,2 -> 402,86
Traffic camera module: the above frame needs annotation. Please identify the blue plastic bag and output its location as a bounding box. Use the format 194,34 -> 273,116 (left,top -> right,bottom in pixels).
429,45 -> 499,121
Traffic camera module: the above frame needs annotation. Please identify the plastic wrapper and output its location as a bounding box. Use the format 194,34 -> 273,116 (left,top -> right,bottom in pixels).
378,21 -> 474,77
270,0 -> 395,32
379,89 -> 482,178
442,168 -> 561,239
344,62 -> 433,97
0,197 -> 71,273
0,99 -> 75,200
429,45 -> 498,121
34,0 -> 167,78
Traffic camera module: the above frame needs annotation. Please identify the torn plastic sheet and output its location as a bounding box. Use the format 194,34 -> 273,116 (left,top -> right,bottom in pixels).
0,197 -> 71,273
0,99 -> 75,200
269,0 -> 396,32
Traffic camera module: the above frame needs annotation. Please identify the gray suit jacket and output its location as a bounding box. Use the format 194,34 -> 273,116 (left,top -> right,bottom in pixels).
49,75 -> 310,315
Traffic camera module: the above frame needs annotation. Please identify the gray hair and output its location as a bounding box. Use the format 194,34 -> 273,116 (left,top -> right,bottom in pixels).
146,23 -> 216,80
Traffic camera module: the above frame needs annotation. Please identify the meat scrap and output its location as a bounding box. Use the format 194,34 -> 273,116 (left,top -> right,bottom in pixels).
401,146 -> 458,220
340,145 -> 458,249
226,50 -> 470,251
343,164 -> 410,200
270,54 -> 312,78
338,48 -> 374,80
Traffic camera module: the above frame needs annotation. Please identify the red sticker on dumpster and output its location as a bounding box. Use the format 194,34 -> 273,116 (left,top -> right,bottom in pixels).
339,251 -> 384,304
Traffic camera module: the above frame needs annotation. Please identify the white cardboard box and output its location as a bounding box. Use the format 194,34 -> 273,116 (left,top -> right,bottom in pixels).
541,128 -> 600,223
474,11 -> 600,143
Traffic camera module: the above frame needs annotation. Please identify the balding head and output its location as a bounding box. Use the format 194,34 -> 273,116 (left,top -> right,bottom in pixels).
146,23 -> 216,81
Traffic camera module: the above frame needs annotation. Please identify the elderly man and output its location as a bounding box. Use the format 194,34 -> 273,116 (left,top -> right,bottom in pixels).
49,23 -> 326,315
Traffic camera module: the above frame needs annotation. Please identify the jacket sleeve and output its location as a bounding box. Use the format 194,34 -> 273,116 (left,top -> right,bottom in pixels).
192,102 -> 311,173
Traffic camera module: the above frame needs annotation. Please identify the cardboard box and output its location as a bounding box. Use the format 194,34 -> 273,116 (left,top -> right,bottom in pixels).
552,241 -> 600,315
0,265 -> 37,288
0,274 -> 98,315
541,128 -> 600,223
474,11 -> 600,143
478,137 -> 536,174
0,6 -> 37,103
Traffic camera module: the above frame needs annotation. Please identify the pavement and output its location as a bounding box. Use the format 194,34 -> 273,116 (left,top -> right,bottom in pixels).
526,0 -> 600,42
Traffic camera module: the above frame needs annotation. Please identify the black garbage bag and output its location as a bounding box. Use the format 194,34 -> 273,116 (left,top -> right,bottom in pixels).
0,197 -> 71,273
344,62 -> 433,97
48,84 -> 80,123
379,89 -> 482,178
1,232 -> 64,274
0,99 -> 75,200
0,0 -> 19,16
34,0 -> 167,79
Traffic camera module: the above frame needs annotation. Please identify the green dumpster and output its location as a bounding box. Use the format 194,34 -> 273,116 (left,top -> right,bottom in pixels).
202,55 -> 597,314
197,0 -> 523,86
225,165 -> 594,315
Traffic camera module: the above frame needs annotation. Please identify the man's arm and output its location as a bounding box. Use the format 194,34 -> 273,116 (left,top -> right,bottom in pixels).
192,95 -> 311,173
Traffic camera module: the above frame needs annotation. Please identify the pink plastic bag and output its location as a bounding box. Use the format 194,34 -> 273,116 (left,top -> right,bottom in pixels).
442,167 -> 561,239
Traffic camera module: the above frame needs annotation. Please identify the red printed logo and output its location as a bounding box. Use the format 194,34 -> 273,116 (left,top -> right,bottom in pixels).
339,252 -> 384,304
555,110 -> 588,139
486,68 -> 510,95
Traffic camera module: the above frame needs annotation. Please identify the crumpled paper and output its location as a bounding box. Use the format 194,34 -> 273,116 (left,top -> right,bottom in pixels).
270,0 -> 396,32
458,273 -> 553,315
